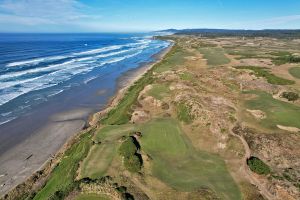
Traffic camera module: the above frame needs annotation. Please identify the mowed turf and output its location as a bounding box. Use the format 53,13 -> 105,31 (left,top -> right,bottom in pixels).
80,125 -> 135,179
289,67 -> 300,79
244,90 -> 300,129
154,44 -> 192,73
198,47 -> 230,66
138,118 -> 241,200
75,193 -> 111,200
147,83 -> 169,100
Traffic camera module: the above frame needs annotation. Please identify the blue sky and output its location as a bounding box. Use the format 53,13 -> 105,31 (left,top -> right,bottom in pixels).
0,0 -> 300,32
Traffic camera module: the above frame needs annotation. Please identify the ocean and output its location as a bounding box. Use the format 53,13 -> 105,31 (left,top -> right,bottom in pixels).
0,33 -> 170,155
0,33 -> 169,127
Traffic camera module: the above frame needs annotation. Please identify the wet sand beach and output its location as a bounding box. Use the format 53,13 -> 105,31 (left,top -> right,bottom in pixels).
0,44 -> 172,196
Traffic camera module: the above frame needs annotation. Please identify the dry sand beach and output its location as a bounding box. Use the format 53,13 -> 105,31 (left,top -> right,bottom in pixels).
0,44 -> 172,196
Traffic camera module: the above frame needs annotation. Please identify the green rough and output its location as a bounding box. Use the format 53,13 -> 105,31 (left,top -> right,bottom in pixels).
244,90 -> 300,129
139,118 -> 242,200
199,47 -> 230,66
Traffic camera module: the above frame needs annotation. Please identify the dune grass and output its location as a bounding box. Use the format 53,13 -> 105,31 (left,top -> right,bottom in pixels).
80,125 -> 135,179
75,193 -> 111,200
244,90 -> 300,130
176,103 -> 194,123
289,67 -> 300,79
33,131 -> 93,200
139,118 -> 241,200
100,71 -> 153,125
235,66 -> 295,85
100,44 -> 183,125
198,47 -> 230,66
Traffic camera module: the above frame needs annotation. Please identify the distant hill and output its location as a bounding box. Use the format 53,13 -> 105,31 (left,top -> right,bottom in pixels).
157,28 -> 300,38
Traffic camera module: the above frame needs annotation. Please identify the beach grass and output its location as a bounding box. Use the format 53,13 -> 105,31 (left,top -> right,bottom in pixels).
288,67 -> 300,79
31,41 -> 176,199
176,102 -> 194,123
198,47 -> 230,66
244,90 -> 300,129
33,131 -> 93,200
100,44 -> 178,125
235,66 -> 295,85
139,118 -> 242,200
100,69 -> 153,125
75,193 -> 111,200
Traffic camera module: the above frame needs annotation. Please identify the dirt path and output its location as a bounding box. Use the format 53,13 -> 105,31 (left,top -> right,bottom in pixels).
230,124 -> 276,200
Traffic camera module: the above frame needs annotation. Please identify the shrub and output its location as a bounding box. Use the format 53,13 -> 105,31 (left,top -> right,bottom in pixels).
119,137 -> 138,157
124,155 -> 142,173
247,157 -> 271,175
117,186 -> 127,193
235,66 -> 295,85
119,137 -> 142,173
281,92 -> 299,101
49,191 -> 64,200
272,54 -> 300,65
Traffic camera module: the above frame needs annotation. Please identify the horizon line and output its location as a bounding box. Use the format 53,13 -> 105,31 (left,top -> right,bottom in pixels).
1,28 -> 300,34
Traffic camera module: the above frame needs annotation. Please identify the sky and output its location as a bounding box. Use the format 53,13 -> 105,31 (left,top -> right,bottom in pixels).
0,0 -> 300,32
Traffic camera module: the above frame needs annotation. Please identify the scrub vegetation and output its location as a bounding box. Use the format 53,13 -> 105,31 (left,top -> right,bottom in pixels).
235,66 -> 295,85
247,157 -> 271,175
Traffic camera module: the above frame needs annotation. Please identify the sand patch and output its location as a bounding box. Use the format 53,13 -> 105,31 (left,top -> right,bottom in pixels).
277,125 -> 300,133
246,109 -> 266,120
131,110 -> 150,123
239,58 -> 273,67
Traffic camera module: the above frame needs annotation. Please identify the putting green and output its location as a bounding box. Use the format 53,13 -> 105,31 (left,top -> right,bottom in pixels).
289,67 -> 300,79
147,83 -> 169,100
80,125 -> 135,179
138,118 -> 241,200
244,91 -> 300,130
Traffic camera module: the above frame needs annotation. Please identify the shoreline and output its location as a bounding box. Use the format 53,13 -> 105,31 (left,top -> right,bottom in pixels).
1,40 -> 173,198
88,42 -> 173,126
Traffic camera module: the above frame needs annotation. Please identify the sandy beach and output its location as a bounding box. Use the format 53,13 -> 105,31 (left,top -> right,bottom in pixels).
0,43 -> 172,197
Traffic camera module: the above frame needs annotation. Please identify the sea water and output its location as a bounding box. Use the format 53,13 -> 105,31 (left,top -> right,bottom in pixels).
0,33 -> 170,126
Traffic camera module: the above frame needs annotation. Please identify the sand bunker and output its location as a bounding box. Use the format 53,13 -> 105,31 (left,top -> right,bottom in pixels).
277,125 -> 300,133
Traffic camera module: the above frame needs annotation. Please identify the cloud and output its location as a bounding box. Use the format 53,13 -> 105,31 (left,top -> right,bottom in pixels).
0,0 -> 102,28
